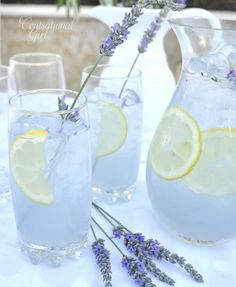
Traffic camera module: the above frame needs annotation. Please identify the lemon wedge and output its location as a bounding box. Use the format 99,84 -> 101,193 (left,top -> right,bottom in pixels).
96,100 -> 128,157
10,128 -> 54,205
149,107 -> 202,180
184,128 -> 236,196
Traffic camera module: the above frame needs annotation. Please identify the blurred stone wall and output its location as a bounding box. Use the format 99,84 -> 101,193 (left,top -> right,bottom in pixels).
1,12 -> 109,91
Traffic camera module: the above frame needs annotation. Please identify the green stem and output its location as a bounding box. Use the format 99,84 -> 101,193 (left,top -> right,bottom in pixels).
118,52 -> 141,99
93,203 -> 116,228
90,224 -> 98,241
92,202 -> 132,233
92,217 -> 125,256
70,54 -> 104,109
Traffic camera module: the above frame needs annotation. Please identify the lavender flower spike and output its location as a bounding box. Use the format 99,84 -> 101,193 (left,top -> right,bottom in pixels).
138,8 -> 170,53
122,256 -> 156,287
92,238 -> 112,287
112,225 -> 203,283
123,232 -> 175,286
100,4 -> 143,56
58,95 -> 69,111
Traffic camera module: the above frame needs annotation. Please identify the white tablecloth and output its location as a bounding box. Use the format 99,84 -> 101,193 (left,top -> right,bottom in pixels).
1,161 -> 236,287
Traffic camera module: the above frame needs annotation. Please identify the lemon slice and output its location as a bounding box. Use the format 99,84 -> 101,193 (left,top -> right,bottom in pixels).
96,100 -> 128,157
10,128 -> 54,205
184,128 -> 236,196
149,107 -> 202,180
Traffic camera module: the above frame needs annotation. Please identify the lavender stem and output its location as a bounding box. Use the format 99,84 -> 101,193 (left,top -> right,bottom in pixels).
118,52 -> 141,98
70,54 -> 104,109
92,202 -> 131,233
92,217 -> 125,256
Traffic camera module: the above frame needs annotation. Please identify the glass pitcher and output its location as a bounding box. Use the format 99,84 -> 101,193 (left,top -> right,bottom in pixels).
146,18 -> 236,245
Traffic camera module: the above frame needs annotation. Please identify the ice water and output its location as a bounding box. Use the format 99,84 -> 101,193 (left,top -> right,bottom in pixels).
88,89 -> 142,201
0,91 -> 9,196
9,92 -> 91,264
147,46 -> 236,244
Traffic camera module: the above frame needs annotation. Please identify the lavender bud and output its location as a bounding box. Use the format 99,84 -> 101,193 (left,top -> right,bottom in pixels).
92,239 -> 112,287
100,4 -> 143,56
227,69 -> 236,81
122,256 -> 156,287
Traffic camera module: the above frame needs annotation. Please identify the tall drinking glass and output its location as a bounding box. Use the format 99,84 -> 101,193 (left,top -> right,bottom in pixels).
0,65 -> 14,202
82,64 -> 142,203
9,53 -> 66,92
9,89 -> 91,265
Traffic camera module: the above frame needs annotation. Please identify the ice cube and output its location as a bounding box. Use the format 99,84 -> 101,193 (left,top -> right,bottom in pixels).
206,53 -> 229,69
122,90 -> 141,107
187,58 -> 207,74
206,53 -> 229,77
214,43 -> 236,58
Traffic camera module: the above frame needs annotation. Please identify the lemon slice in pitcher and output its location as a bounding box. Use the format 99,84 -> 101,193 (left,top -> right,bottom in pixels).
149,107 -> 202,180
10,128 -> 54,205
184,128 -> 236,196
96,100 -> 128,157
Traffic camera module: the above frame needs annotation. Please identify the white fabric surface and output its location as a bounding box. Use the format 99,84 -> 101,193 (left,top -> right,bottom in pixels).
1,162 -> 236,287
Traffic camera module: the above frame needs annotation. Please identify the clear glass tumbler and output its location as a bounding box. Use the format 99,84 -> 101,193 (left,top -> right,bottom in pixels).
9,89 -> 91,265
9,53 -> 66,92
0,65 -> 14,202
82,64 -> 142,203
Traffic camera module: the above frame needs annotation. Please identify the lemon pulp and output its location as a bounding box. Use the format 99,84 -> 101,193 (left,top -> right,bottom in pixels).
10,128 -> 54,205
149,107 -> 202,180
184,128 -> 236,196
96,100 -> 128,157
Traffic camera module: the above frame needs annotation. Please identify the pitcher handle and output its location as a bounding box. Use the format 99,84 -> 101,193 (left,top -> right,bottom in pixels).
171,8 -> 221,29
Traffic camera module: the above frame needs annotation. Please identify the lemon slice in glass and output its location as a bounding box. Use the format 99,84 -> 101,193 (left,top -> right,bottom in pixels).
10,128 -> 54,205
96,100 -> 128,157
149,107 -> 202,180
184,128 -> 236,196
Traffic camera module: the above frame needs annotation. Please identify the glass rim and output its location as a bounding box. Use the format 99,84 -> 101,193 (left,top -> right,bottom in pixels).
9,52 -> 63,66
82,64 -> 142,80
168,17 -> 236,32
9,89 -> 87,116
0,65 -> 9,81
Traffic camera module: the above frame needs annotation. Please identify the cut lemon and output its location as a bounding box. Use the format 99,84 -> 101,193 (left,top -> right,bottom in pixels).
184,128 -> 236,196
149,107 -> 202,180
10,128 -> 54,205
96,100 -> 128,157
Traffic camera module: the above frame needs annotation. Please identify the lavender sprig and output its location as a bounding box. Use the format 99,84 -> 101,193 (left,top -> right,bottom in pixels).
122,256 -> 156,287
113,226 -> 204,283
151,245 -> 204,283
92,217 -> 156,287
118,0 -> 185,98
92,203 -> 204,284
115,229 -> 175,285
69,3 -> 144,110
138,8 -> 169,53
91,238 -> 112,287
100,4 -> 143,57
58,95 -> 80,122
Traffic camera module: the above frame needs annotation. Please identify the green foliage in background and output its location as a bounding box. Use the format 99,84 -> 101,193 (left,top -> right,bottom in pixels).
57,0 -> 80,17
56,0 -> 236,17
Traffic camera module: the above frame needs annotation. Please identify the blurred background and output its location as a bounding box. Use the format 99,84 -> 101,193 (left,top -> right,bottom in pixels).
1,0 -> 236,91
1,0 -> 236,10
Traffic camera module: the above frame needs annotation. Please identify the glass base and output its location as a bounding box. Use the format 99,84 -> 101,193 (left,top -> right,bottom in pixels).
20,238 -> 87,266
177,233 -> 216,246
92,184 -> 136,203
0,167 -> 10,204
